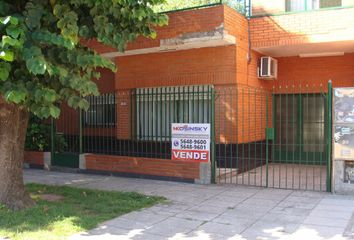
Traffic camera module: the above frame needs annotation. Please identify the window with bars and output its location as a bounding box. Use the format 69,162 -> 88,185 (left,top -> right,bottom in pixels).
83,93 -> 116,127
285,0 -> 341,11
135,85 -> 213,141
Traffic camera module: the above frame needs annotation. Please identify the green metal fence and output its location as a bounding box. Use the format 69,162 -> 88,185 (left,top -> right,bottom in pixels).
214,83 -> 332,192
51,82 -> 332,191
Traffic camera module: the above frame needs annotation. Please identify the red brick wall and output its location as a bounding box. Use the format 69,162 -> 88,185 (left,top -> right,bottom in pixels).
116,90 -> 132,140
24,151 -> 44,166
115,46 -> 236,89
274,53 -> 354,92
85,154 -> 200,180
115,45 -> 237,141
94,68 -> 115,94
83,5 -> 225,54
251,0 -> 285,15
250,7 -> 354,49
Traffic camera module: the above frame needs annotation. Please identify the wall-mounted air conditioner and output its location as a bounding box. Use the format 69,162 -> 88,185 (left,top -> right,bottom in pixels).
258,56 -> 277,80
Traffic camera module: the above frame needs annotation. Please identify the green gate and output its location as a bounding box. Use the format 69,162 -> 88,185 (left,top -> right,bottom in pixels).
51,105 -> 81,168
273,94 -> 327,165
213,82 -> 332,192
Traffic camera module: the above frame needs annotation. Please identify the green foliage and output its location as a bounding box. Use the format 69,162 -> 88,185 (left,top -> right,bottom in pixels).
0,0 -> 168,119
25,115 -> 67,151
25,115 -> 51,151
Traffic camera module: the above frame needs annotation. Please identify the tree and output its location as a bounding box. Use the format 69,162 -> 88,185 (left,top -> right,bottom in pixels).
0,0 -> 167,210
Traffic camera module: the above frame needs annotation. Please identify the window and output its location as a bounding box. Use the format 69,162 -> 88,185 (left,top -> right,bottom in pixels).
136,85 -> 213,141
84,93 -> 116,127
286,0 -> 341,11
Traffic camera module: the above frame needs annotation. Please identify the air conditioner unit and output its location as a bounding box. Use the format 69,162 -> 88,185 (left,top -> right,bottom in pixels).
258,56 -> 278,80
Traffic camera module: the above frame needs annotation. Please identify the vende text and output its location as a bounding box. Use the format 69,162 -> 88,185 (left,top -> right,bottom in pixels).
172,150 -> 209,161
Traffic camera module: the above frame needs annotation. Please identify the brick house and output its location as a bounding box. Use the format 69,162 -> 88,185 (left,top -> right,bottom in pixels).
41,0 -> 354,192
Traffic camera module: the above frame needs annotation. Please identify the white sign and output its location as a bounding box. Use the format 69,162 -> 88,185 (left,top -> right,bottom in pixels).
171,123 -> 210,162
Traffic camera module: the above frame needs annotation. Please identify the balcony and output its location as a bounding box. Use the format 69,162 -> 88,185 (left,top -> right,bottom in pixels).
250,0 -> 354,57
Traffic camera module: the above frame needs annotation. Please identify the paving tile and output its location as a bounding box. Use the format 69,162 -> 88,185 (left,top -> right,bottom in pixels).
240,221 -> 297,240
175,210 -> 219,221
217,210 -> 262,221
183,231 -> 234,240
303,216 -> 349,228
101,218 -> 152,230
120,210 -> 170,224
201,198 -> 243,208
188,203 -> 230,214
24,170 -> 354,240
196,221 -> 252,236
292,224 -> 346,240
211,213 -> 257,226
270,206 -> 313,216
277,200 -> 318,210
308,209 -> 353,220
69,226 -> 150,240
289,190 -> 328,198
283,196 -> 322,204
240,198 -> 280,207
320,198 -> 354,207
252,189 -> 292,199
315,204 -> 354,212
260,212 -> 307,224
144,217 -> 203,237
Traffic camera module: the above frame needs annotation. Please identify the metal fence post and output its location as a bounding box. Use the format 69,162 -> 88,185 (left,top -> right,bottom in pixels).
265,92 -> 269,188
211,88 -> 216,184
79,110 -> 83,154
51,117 -> 55,161
326,80 -> 333,192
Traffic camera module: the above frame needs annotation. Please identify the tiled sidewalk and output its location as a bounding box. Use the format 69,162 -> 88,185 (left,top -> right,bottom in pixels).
24,169 -> 354,240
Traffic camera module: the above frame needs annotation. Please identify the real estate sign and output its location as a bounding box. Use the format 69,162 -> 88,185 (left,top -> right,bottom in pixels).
171,123 -> 210,162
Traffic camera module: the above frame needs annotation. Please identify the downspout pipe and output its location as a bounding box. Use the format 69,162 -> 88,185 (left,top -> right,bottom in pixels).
247,0 -> 252,64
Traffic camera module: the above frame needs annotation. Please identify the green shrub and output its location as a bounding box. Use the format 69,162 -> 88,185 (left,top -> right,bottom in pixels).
25,116 -> 68,152
25,116 -> 51,151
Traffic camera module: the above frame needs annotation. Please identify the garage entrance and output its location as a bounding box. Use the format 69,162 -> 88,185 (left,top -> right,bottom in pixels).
214,83 -> 332,192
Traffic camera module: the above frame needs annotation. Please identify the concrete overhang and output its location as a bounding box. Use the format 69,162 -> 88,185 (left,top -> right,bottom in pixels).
255,40 -> 354,57
101,25 -> 236,58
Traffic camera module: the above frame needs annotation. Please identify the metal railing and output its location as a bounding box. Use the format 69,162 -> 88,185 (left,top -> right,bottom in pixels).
155,0 -> 250,16
251,0 -> 352,17
82,85 -> 214,159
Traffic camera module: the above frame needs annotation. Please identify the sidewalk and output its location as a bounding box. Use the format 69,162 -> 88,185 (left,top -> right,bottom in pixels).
25,169 -> 354,240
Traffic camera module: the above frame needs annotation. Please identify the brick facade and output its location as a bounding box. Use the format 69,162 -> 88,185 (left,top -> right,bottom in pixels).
24,151 -> 45,167
250,7 -> 354,49
85,154 -> 200,181
56,3 -> 354,182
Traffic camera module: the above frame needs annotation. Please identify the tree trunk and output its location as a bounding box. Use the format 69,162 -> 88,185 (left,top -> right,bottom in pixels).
0,97 -> 34,210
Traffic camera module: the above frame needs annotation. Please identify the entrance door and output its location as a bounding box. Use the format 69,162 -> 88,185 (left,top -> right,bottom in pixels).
274,94 -> 326,165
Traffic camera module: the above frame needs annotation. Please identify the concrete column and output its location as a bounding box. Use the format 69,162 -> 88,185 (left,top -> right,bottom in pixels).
79,154 -> 87,170
43,152 -> 51,170
195,162 -> 211,184
333,159 -> 354,194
